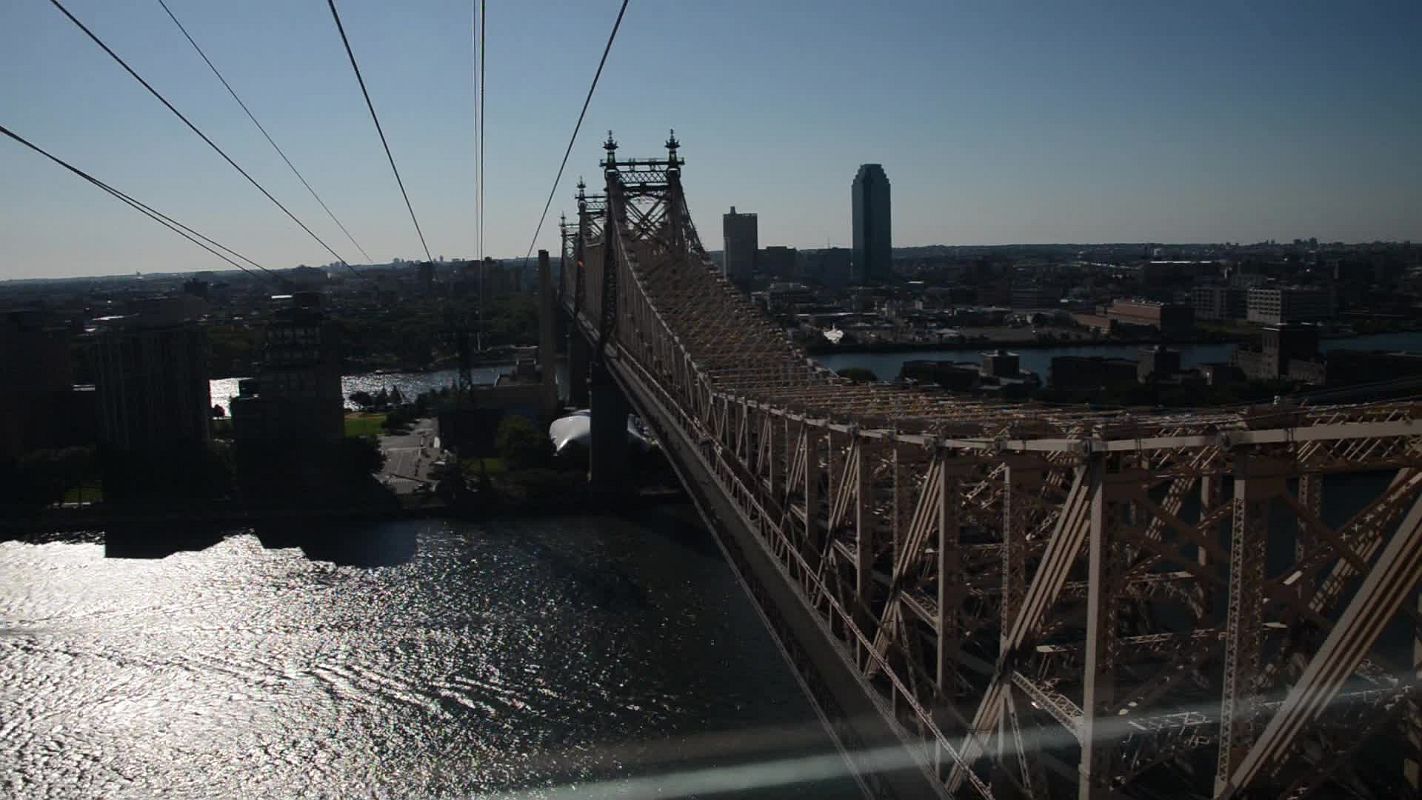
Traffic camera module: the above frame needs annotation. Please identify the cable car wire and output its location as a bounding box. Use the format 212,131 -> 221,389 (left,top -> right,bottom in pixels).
1,122 -> 272,278
155,0 -> 373,264
478,0 -> 486,263
474,0 -> 486,260
326,0 -> 434,264
522,0 -> 629,262
47,0 -> 355,272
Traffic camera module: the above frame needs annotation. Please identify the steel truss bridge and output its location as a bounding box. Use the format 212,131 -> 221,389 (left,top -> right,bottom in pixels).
557,132 -> 1422,799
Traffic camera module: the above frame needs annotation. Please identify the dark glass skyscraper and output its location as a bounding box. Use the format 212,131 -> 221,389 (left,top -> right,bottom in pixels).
851,164 -> 891,284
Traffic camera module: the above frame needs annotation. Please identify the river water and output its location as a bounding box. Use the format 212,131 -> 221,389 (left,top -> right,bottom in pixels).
208,368 -> 504,416
812,331 -> 1422,382
206,334 -> 1422,413
0,510 -> 863,799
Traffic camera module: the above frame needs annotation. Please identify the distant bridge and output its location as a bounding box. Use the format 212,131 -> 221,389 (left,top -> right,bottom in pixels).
557,131 -> 1422,799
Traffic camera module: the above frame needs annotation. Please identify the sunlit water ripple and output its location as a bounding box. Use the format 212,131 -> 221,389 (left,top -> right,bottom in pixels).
0,510 -> 861,799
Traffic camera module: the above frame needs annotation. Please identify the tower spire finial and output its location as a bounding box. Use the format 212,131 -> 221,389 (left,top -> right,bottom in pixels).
602,132 -> 618,177
665,129 -> 682,171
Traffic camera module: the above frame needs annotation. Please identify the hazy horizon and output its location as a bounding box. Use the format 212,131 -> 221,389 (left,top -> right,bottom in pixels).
4,0 -> 1420,280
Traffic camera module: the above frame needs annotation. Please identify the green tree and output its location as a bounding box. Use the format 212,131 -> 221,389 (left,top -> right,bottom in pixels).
207,324 -> 261,377
431,458 -> 466,502
339,436 -> 386,478
0,450 -> 70,509
484,293 -> 539,347
495,415 -> 549,470
382,405 -> 417,433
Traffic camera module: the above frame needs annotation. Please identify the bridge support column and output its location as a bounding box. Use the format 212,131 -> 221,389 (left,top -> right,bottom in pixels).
567,328 -> 591,408
1215,454 -> 1285,796
1408,589 -> 1422,792
538,250 -> 557,391
589,358 -> 630,499
1401,466 -> 1422,793
1079,459 -> 1122,800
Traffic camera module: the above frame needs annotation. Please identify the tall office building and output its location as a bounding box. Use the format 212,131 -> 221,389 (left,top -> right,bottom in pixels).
232,293 -> 344,445
1245,286 -> 1335,325
90,302 -> 211,452
722,206 -> 758,291
851,164 -> 892,284
0,309 -> 90,459
757,246 -> 799,280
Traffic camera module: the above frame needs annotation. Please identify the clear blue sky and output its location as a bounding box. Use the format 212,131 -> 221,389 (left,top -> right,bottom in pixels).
2,0 -> 1420,280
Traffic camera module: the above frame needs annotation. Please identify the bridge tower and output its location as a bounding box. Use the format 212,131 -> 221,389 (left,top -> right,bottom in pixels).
586,132 -> 631,499
537,248 -> 557,391
564,180 -> 592,408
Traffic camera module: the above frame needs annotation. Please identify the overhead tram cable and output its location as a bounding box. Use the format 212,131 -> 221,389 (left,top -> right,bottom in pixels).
474,0 -> 486,260
46,0 -> 356,274
478,0 -> 486,264
522,0 -> 629,261
469,0 -> 484,262
155,0 -> 373,264
1,123 -> 272,279
475,0 -> 487,351
326,0 -> 434,265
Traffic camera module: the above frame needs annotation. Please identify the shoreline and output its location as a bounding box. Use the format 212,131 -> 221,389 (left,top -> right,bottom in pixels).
804,327 -> 1422,357
0,487 -> 688,543
207,328 -> 1422,379
804,335 -> 1242,356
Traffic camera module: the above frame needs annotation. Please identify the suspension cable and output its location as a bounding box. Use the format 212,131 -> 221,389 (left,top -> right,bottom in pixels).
474,0 -> 486,262
325,0 -> 434,264
47,0 -> 354,271
2,123 -> 271,278
155,0 -> 372,264
521,0 -> 629,261
478,0 -> 486,263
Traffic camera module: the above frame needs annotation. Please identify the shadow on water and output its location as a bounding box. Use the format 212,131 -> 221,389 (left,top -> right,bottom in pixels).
486,521 -> 653,612
492,505 -> 724,612
100,518 -> 417,568
104,522 -> 226,559
254,520 -> 418,568
524,537 -> 652,612
628,502 -> 725,561
562,561 -> 652,612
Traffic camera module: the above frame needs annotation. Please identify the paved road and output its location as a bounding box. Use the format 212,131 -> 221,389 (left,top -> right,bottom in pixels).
378,418 -> 442,495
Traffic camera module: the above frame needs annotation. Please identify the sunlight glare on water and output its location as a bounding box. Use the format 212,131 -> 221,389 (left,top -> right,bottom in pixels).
0,511 -> 862,799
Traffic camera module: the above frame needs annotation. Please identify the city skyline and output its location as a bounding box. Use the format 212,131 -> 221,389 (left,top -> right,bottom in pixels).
3,0 -> 1421,280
